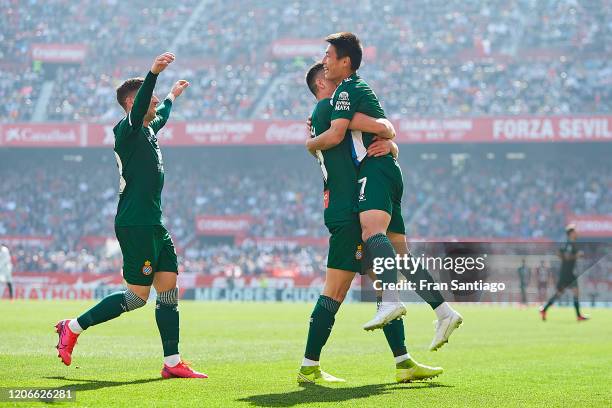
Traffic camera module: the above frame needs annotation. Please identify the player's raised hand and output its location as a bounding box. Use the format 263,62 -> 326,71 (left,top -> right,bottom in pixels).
151,52 -> 175,74
171,80 -> 190,98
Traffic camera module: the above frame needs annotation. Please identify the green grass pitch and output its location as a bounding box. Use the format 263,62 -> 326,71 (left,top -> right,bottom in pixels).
1,301 -> 611,407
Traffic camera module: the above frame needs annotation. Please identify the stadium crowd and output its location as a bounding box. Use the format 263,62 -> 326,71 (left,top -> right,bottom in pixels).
262,58 -> 612,120
1,0 -> 610,121
1,147 -> 610,274
1,0 -> 610,276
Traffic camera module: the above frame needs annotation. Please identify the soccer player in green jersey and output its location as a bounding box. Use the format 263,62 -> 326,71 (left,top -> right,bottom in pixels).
306,33 -> 462,346
298,63 -> 443,384
540,224 -> 589,321
55,52 -> 207,379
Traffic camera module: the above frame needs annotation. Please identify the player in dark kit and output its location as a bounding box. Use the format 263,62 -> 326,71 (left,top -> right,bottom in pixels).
517,259 -> 531,306
55,52 -> 207,378
298,63 -> 443,383
540,224 -> 589,321
306,33 -> 462,341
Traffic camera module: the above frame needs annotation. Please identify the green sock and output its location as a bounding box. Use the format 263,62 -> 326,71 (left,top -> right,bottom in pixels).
364,233 -> 399,297
377,295 -> 408,362
304,295 -> 340,361
383,318 -> 408,358
573,297 -> 581,317
156,288 -> 180,356
76,290 -> 145,330
399,253 -> 445,309
543,293 -> 558,311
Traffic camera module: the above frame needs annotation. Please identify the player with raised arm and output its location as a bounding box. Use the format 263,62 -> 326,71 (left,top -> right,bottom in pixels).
306,33 -> 462,349
298,63 -> 443,384
54,52 -> 207,379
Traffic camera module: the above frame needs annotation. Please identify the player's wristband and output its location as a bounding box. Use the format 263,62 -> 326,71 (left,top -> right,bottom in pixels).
166,93 -> 176,102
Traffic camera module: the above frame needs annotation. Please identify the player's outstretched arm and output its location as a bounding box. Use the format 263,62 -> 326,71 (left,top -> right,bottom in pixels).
129,52 -> 175,129
150,79 -> 189,133
306,118 -> 349,153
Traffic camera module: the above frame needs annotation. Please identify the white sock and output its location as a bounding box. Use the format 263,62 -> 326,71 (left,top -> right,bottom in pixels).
434,302 -> 453,319
68,319 -> 83,334
164,354 -> 181,367
302,357 -> 319,367
394,353 -> 411,364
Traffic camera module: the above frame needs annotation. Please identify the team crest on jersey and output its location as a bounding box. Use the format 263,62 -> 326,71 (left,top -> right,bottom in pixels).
323,190 -> 330,209
335,91 -> 351,111
355,244 -> 363,260
142,260 -> 153,275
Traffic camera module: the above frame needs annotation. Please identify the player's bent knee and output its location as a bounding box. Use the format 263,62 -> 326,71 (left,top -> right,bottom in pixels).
157,287 -> 179,305
153,271 -> 178,292
124,289 -> 147,311
362,228 -> 387,243
387,232 -> 407,251
324,289 -> 347,303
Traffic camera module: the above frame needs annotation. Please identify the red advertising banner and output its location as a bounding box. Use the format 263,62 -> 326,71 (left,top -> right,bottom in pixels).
4,272 -> 327,299
0,123 -> 83,147
88,123 -> 178,146
79,235 -> 118,247
181,121 -> 306,145
9,272 -> 123,300
407,237 -> 553,243
0,235 -> 54,247
1,116 -> 610,147
193,274 -> 324,288
235,236 -> 329,248
567,215 -> 612,237
398,116 -> 612,143
195,215 -> 254,236
31,43 -> 88,63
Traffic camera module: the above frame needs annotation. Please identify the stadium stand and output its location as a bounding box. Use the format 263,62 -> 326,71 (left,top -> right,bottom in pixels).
1,0 -> 610,122
0,0 -> 610,276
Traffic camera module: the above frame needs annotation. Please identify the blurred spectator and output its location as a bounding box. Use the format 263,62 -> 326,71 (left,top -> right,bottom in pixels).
1,0 -> 610,121
1,147 -> 610,273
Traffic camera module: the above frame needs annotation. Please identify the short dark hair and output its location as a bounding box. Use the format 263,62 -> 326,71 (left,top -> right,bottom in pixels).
325,32 -> 363,71
306,62 -> 325,97
116,77 -> 144,110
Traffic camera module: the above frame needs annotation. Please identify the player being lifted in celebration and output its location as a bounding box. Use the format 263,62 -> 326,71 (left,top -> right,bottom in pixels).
540,224 -> 589,322
299,62 -> 443,384
306,33 -> 462,347
55,52 -> 207,378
